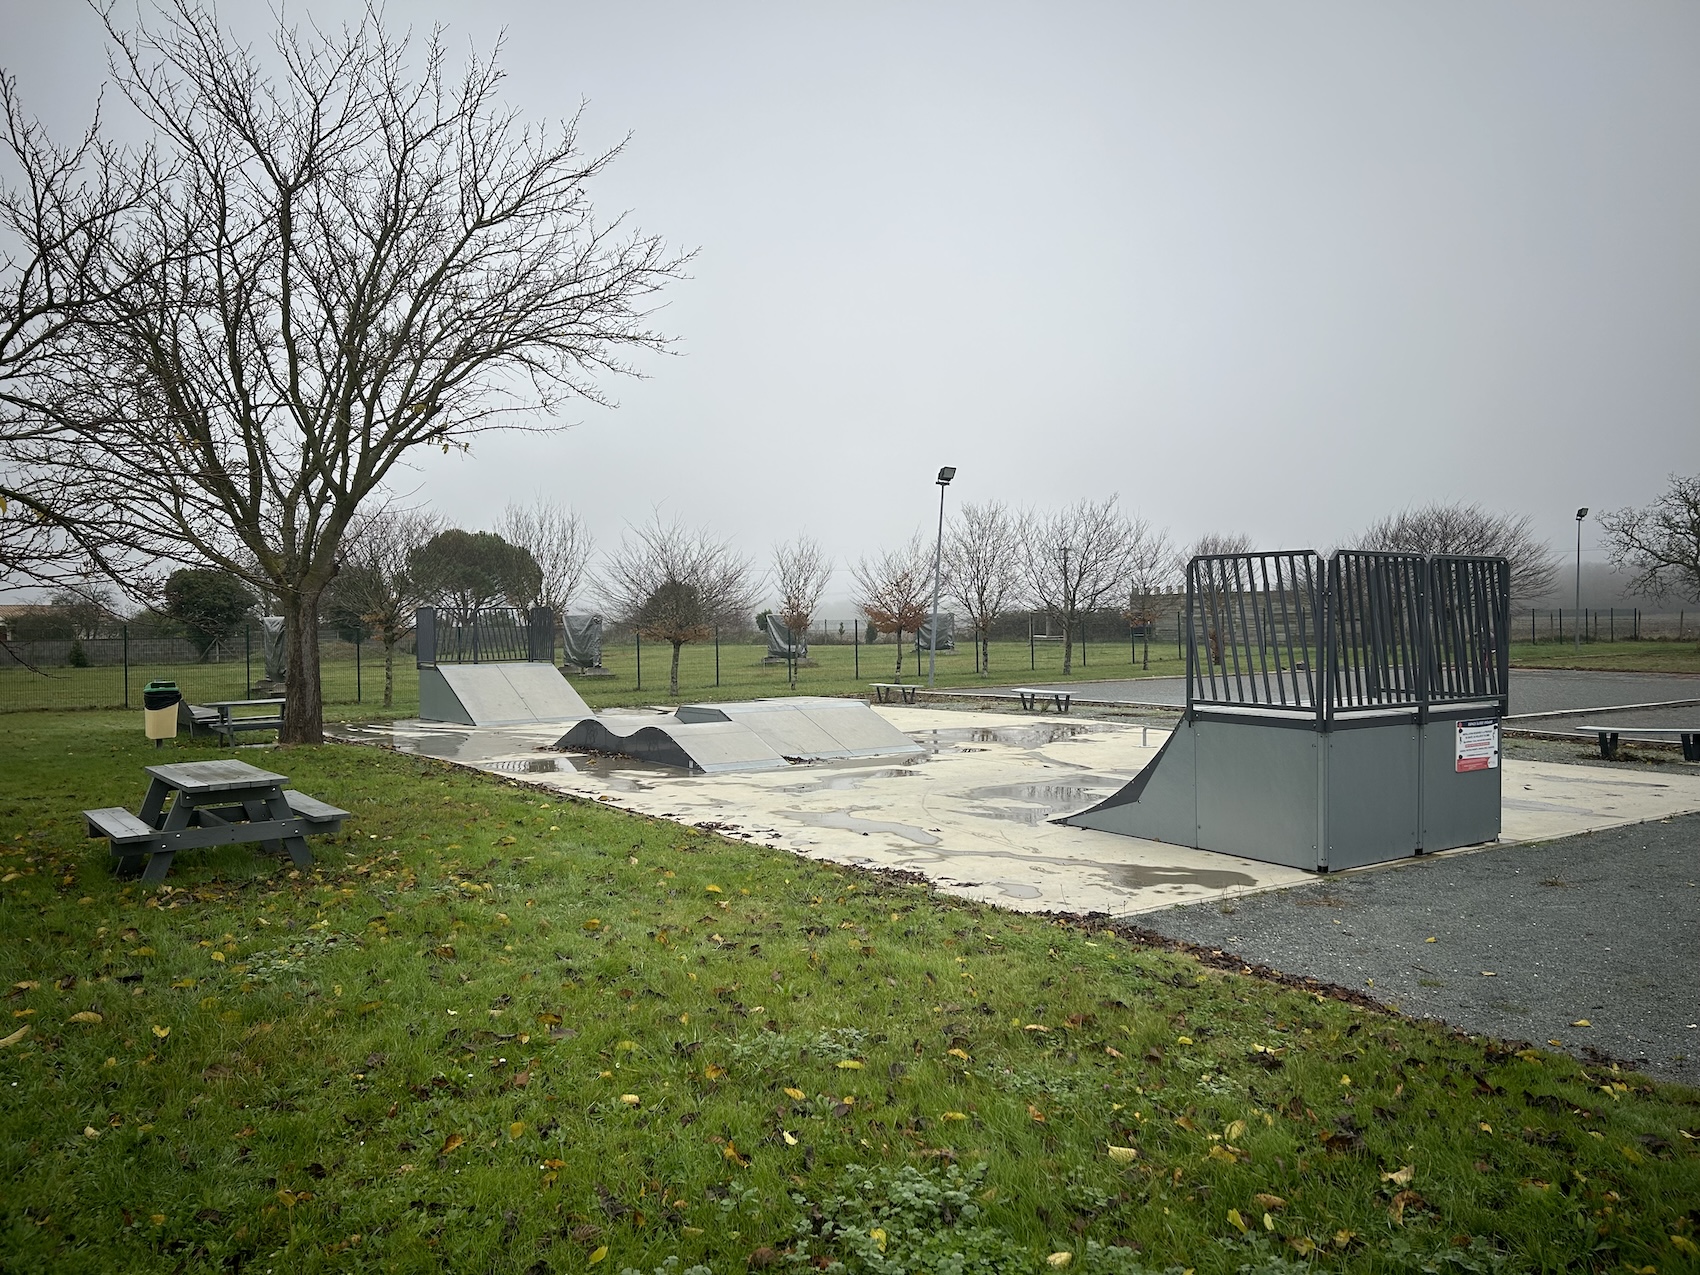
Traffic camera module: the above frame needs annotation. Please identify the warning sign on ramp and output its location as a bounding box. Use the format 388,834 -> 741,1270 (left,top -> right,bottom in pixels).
1456,718 -> 1500,772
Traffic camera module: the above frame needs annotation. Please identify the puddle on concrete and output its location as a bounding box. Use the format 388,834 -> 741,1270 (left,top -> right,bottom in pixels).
915,724 -> 1096,750
778,767 -> 921,793
989,881 -> 1043,899
783,809 -> 941,845
1108,863 -> 1260,891
486,756 -> 567,774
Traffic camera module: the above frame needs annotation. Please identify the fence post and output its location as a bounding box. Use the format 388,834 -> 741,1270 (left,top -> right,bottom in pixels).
715,626 -> 720,687
245,624 -> 252,697
356,633 -> 362,702
635,631 -> 641,691
1029,613 -> 1035,671
123,624 -> 130,708
853,618 -> 859,679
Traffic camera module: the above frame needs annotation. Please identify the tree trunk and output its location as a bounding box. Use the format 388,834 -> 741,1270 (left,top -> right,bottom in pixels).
893,629 -> 905,678
280,594 -> 324,744
982,631 -> 991,676
382,641 -> 396,709
669,639 -> 683,698
1062,611 -> 1075,675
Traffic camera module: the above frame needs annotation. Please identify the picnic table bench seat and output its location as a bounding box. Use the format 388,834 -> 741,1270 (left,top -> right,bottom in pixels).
83,807 -> 157,844
870,682 -> 920,705
1578,726 -> 1700,762
1015,687 -> 1072,713
283,789 -> 350,831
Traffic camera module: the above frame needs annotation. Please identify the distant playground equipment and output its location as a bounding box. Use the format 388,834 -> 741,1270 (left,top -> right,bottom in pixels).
562,612 -> 610,675
1064,550 -> 1510,871
762,615 -> 808,664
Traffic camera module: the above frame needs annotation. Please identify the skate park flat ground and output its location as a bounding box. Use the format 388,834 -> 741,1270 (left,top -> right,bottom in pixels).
1138,813 -> 1700,1084
338,702 -> 1700,919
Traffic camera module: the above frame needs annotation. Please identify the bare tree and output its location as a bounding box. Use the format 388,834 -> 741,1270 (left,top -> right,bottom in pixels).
1,5 -> 686,742
944,500 -> 1020,676
597,513 -> 758,698
1599,473 -> 1700,608
328,507 -> 442,708
1123,526 -> 1177,671
771,535 -> 831,685
1020,497 -> 1141,675
1183,532 -> 1255,665
1355,503 -> 1556,607
497,497 -> 595,632
853,533 -> 932,679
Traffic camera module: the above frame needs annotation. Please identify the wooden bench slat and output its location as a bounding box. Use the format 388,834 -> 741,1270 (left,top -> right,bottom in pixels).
84,807 -> 157,843
284,790 -> 350,824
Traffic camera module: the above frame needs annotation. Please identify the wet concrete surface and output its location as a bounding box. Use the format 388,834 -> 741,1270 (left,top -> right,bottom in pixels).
336,703 -> 1700,922
1140,813 -> 1700,1084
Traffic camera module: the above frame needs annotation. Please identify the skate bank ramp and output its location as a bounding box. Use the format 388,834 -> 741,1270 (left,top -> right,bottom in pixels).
556,698 -> 922,774
420,663 -> 592,726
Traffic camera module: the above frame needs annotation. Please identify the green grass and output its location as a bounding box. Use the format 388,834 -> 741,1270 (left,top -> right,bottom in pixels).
1506,640 -> 1700,675
3,714 -> 1697,1273
1,639 -> 1187,719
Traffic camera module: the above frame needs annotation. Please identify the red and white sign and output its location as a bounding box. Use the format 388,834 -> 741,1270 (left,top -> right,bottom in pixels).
1455,718 -> 1499,772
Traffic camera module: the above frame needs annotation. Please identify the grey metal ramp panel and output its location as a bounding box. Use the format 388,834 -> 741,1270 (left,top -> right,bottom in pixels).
1323,722 -> 1420,870
555,716 -> 787,773
726,705 -> 853,760
433,664 -> 535,725
792,701 -> 924,758
496,662 -> 593,721
419,666 -> 474,725
1194,718 -> 1321,870
1064,715 -> 1199,846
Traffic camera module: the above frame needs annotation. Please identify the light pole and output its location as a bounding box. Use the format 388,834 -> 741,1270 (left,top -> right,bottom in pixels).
1059,543 -> 1073,670
1574,506 -> 1588,651
927,466 -> 956,687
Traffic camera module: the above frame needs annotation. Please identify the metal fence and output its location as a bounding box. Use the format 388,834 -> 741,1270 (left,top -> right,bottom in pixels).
1184,550 -> 1510,722
414,607 -> 554,665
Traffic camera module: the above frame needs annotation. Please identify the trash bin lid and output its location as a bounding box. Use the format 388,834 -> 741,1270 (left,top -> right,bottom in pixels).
143,680 -> 179,692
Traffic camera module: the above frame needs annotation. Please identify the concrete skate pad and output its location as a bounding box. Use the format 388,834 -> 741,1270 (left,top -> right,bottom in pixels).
419,662 -> 592,726
557,713 -> 789,773
676,697 -> 923,761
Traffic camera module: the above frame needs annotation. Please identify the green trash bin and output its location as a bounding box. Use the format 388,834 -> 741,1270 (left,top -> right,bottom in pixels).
143,680 -> 181,743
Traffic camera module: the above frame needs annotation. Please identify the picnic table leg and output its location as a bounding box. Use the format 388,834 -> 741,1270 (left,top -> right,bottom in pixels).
263,790 -> 314,870
1683,733 -> 1698,763
139,849 -> 176,885
1596,731 -> 1618,760
138,777 -> 171,829
243,797 -> 284,856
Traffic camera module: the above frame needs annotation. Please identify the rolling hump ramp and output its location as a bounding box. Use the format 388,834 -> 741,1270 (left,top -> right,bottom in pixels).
419,662 -> 592,726
555,697 -> 922,774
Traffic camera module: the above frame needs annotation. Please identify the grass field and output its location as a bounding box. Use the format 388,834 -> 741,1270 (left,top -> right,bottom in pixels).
2,713 -> 1697,1273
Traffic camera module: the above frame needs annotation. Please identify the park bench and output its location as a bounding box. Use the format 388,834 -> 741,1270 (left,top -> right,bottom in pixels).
179,697 -> 285,745
1016,687 -> 1072,713
84,759 -> 348,884
1576,727 -> 1700,762
870,683 -> 920,705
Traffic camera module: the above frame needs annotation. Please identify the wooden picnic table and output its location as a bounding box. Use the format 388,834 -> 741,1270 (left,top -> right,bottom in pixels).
84,759 -> 348,884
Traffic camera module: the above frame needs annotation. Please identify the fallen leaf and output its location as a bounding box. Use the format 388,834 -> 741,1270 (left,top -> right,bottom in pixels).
836,1060 -> 864,1070
587,1246 -> 608,1265
1209,1145 -> 1240,1164
941,1111 -> 968,1122
782,1131 -> 797,1146
620,1094 -> 640,1106
1254,1193 -> 1286,1210
439,1134 -> 464,1154
151,1025 -> 170,1039
705,885 -> 722,894
704,1064 -> 726,1080
1174,1116 -> 1197,1132
1381,1165 -> 1414,1186
1288,1236 -> 1318,1256
1104,1046 -> 1125,1060
1224,1119 -> 1247,1141
508,1122 -> 525,1139
536,1012 -> 561,1026
1333,1229 -> 1358,1249
1046,1254 -> 1072,1269
723,1141 -> 750,1167
1227,1208 -> 1248,1234
946,1048 -> 971,1061
1480,971 -> 1497,977
1106,1145 -> 1138,1163
66,1011 -> 102,1025
1176,1035 -> 1193,1045
783,1087 -> 806,1100
869,1229 -> 887,1254
83,1126 -> 100,1139
1388,1189 -> 1426,1224
1424,936 -> 1436,943
1028,1104 -> 1046,1123
0,1025 -> 30,1048
1571,1019 -> 1591,1027
1671,1235 -> 1700,1257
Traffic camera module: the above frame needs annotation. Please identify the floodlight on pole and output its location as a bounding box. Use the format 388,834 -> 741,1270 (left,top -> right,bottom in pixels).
1574,507 -> 1588,651
927,467 -> 956,687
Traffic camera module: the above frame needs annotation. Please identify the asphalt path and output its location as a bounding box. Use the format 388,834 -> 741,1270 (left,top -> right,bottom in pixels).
999,668 -> 1700,720
1134,813 -> 1700,1083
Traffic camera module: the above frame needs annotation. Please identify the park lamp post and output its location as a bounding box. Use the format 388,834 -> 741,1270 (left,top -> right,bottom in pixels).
1574,507 -> 1588,651
927,466 -> 957,687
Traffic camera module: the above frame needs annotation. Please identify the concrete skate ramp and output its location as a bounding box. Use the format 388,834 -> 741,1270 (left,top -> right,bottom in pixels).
676,697 -> 923,761
420,663 -> 592,726
557,714 -> 788,773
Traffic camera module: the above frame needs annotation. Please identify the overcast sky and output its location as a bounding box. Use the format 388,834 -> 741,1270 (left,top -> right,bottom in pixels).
4,1 -> 1696,607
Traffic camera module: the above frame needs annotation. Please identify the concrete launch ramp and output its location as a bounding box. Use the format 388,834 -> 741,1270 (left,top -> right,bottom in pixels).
555,697 -> 922,773
675,698 -> 923,761
557,714 -> 789,773
420,663 -> 592,726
